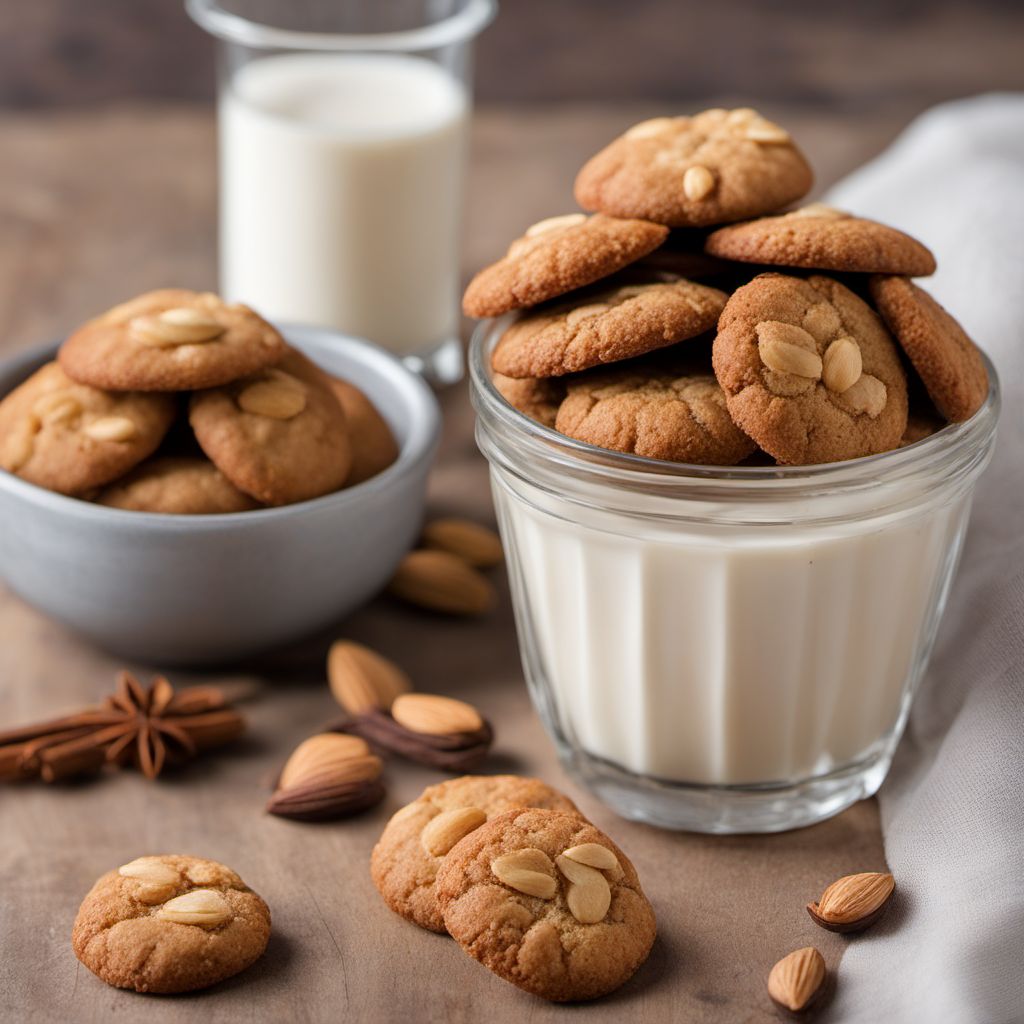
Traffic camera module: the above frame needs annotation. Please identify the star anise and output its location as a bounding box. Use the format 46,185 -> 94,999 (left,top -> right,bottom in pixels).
0,671 -> 245,783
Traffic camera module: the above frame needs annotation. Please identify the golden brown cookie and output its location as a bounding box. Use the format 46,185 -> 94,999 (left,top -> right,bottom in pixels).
492,373 -> 566,428
868,276 -> 988,423
556,360 -> 756,464
712,273 -> 908,464
95,456 -> 261,514
574,108 -> 813,228
72,854 -> 270,993
190,349 -> 351,506
329,378 -> 399,485
705,205 -> 937,276
0,362 -> 176,495
370,775 -> 579,933
462,213 -> 668,318
491,277 -> 727,379
901,410 -> 945,447
59,289 -> 286,392
436,808 -> 656,1002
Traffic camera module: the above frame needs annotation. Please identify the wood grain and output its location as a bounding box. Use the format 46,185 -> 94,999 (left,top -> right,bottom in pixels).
0,103 -> 893,1022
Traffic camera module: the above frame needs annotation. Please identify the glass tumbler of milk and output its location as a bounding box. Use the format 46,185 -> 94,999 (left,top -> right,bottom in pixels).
187,0 -> 496,383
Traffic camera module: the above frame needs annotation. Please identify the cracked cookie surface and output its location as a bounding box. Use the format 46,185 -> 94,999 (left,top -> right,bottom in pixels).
491,277 -> 727,379
712,273 -> 908,464
462,213 -> 667,318
59,289 -> 286,392
0,361 -> 176,495
705,205 -> 937,276
574,108 -> 813,228
492,373 -> 566,428
371,775 -> 578,933
72,854 -> 270,993
435,807 -> 656,1002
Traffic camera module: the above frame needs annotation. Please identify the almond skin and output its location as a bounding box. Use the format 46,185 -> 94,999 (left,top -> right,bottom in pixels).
807,871 -> 895,933
388,549 -> 496,616
767,946 -> 826,1013
390,693 -> 484,736
328,640 -> 411,714
421,518 -> 504,569
277,733 -> 375,790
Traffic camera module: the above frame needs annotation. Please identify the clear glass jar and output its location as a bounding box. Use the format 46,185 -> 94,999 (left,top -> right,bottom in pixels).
187,0 -> 497,384
470,316 -> 1000,833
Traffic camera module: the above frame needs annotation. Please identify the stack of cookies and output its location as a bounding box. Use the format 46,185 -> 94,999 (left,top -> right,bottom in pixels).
466,107 -> 989,466
0,289 -> 397,511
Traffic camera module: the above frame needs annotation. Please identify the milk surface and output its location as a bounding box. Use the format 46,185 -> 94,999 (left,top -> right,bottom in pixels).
220,53 -> 468,354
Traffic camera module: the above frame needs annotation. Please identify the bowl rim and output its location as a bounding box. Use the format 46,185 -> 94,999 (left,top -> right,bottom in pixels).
0,324 -> 441,528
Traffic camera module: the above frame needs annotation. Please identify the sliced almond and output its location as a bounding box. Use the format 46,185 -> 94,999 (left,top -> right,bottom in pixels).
84,416 -> 137,442
421,518 -> 504,569
756,321 -> 823,379
562,863 -> 612,924
391,693 -> 483,736
683,165 -> 715,202
156,888 -> 232,927
768,946 -> 826,1012
420,806 -> 487,857
327,640 -> 411,714
807,871 -> 895,932
131,307 -> 225,346
839,374 -> 887,418
821,336 -> 863,394
237,375 -> 307,420
119,857 -> 180,885
561,843 -> 620,872
278,733 -> 376,790
491,848 -> 557,899
388,549 -> 496,616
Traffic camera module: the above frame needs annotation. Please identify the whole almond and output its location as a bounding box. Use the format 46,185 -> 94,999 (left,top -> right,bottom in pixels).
118,857 -> 180,904
278,733 -> 375,790
131,307 -> 225,346
420,806 -> 487,857
421,518 -> 504,569
491,848 -> 557,899
683,164 -> 715,201
839,373 -> 887,417
391,693 -> 483,736
767,946 -> 826,1013
328,640 -> 411,714
756,321 -> 823,379
821,336 -> 862,394
807,871 -> 895,932
157,888 -> 232,927
388,549 -> 496,616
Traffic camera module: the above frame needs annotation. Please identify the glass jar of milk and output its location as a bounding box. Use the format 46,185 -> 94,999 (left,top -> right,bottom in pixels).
470,318 -> 1000,833
187,0 -> 496,382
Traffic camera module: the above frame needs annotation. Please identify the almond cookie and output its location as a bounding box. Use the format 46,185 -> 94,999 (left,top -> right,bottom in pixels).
72,854 -> 270,993
190,349 -> 352,506
491,277 -> 727,379
95,455 -> 261,514
869,275 -> 988,423
713,273 -> 908,464
370,774 -> 579,933
436,807 -> 656,1002
492,373 -> 566,428
462,213 -> 668,318
328,378 -> 399,485
556,360 -> 757,464
0,362 -> 175,495
705,205 -> 937,276
574,108 -> 813,228
59,289 -> 286,392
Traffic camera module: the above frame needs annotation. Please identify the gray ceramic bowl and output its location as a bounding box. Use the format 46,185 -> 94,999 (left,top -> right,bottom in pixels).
0,324 -> 441,665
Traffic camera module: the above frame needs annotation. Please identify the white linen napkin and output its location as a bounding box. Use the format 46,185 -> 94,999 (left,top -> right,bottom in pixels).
821,93 -> 1024,1024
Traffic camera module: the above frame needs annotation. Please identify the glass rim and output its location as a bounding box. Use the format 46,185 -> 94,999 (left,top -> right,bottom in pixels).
469,314 -> 1002,495
185,0 -> 498,52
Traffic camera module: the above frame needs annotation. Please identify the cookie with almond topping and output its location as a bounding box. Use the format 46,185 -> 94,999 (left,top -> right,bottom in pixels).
72,854 -> 270,993
371,775 -> 578,934
712,273 -> 908,464
436,807 -> 656,1002
462,213 -> 668,319
705,205 -> 937,276
59,289 -> 286,392
491,277 -> 727,379
574,108 -> 813,228
190,349 -> 351,506
869,275 -> 988,423
0,361 -> 175,495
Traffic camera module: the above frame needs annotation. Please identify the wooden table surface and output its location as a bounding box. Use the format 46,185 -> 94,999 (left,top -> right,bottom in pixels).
0,102 -> 909,1023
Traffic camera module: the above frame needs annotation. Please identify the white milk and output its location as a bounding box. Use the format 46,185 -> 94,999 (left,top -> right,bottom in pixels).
219,53 -> 468,355
493,474 -> 971,787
